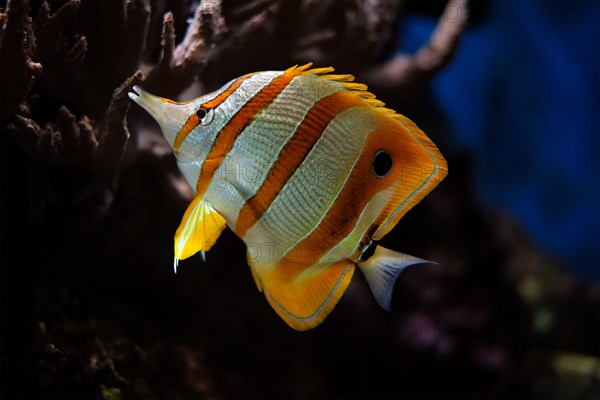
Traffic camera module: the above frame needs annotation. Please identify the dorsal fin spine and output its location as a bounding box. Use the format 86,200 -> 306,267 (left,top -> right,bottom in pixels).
295,63 -> 410,122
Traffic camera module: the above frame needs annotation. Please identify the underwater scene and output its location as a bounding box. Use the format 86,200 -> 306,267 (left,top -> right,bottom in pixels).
1,0 -> 598,398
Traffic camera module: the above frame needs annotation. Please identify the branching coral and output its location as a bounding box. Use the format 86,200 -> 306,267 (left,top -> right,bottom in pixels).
6,72 -> 143,169
0,0 -> 42,119
1,0 -> 147,220
145,0 -> 226,98
143,0 -> 469,98
362,0 -> 469,97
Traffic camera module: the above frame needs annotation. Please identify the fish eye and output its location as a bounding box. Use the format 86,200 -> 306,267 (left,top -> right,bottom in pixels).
197,107 -> 215,126
373,150 -> 393,178
196,107 -> 208,120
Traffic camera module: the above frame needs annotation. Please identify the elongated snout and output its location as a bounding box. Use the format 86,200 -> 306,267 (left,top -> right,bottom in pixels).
128,86 -> 197,150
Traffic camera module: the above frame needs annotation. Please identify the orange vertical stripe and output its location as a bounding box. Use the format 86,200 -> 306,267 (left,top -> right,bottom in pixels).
173,114 -> 200,154
234,91 -> 364,238
195,68 -> 301,197
275,122 -> 406,278
202,74 -> 251,109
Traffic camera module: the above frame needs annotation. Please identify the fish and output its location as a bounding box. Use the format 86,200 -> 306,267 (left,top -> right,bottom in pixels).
128,63 -> 447,330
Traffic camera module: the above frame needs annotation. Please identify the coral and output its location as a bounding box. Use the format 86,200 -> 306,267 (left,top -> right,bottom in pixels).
6,72 -> 143,169
0,0 -> 42,119
145,0 -> 226,98
362,0 -> 470,98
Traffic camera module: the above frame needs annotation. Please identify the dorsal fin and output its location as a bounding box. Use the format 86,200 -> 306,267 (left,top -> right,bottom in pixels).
293,63 -> 401,119
249,255 -> 356,331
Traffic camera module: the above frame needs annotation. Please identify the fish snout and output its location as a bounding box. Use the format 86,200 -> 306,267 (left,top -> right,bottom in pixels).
127,86 -> 198,152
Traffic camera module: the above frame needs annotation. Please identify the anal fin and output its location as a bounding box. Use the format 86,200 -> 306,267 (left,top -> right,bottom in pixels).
174,196 -> 226,272
259,259 -> 355,331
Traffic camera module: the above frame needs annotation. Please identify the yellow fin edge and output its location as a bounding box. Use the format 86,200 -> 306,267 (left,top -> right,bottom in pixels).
293,63 -> 407,121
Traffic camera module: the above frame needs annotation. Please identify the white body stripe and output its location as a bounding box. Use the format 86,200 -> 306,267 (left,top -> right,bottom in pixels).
178,160 -> 203,191
243,106 -> 378,264
204,74 -> 340,226
176,71 -> 283,186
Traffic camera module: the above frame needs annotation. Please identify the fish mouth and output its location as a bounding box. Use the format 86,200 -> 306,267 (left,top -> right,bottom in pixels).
128,85 -> 164,121
127,85 -> 142,100
127,85 -> 197,152
127,85 -> 152,106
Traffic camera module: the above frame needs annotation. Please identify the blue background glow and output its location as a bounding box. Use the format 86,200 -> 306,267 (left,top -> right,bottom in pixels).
399,0 -> 600,279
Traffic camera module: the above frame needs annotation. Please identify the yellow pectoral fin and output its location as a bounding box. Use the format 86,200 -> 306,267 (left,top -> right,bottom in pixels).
173,196 -> 226,271
259,259 -> 355,331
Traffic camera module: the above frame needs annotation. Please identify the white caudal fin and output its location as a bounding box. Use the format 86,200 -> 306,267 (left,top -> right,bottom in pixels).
357,246 -> 432,310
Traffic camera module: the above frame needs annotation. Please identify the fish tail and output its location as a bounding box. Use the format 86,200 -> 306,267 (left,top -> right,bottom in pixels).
356,245 -> 433,310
